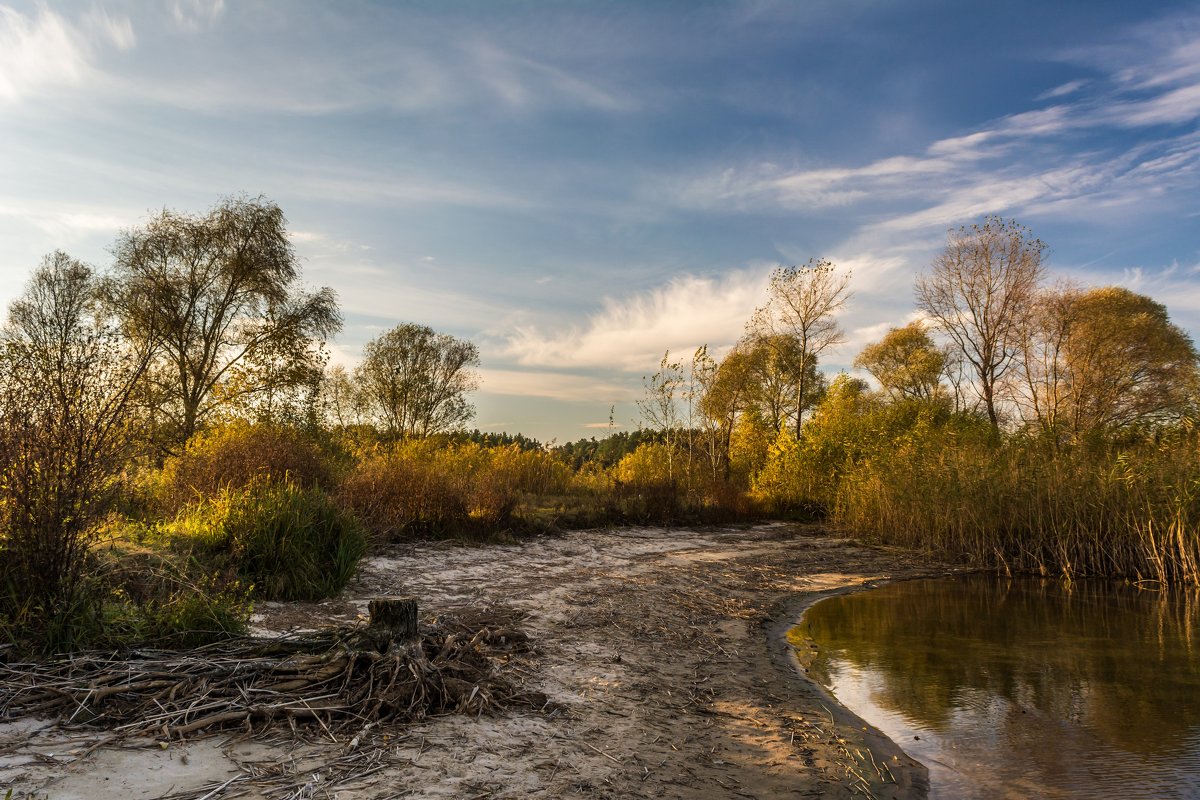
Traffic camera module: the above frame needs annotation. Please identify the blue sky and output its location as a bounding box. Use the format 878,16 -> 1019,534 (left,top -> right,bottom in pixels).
2,0 -> 1198,442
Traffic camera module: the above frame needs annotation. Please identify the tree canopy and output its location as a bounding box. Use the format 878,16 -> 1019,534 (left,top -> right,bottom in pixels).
355,323 -> 481,438
747,259 -> 849,436
1021,286 -> 1199,436
854,322 -> 947,402
109,196 -> 340,446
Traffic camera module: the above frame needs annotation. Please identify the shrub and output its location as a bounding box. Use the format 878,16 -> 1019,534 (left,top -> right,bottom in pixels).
337,442 -> 471,540
158,422 -> 331,511
173,480 -> 366,601
337,440 -> 571,540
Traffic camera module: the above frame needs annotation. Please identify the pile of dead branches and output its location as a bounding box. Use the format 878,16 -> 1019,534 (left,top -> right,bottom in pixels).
0,612 -> 547,740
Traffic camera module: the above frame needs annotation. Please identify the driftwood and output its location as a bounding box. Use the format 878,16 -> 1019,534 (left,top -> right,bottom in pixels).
0,608 -> 545,741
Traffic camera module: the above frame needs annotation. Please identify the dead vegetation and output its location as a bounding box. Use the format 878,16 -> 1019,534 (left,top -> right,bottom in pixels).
0,609 -> 547,742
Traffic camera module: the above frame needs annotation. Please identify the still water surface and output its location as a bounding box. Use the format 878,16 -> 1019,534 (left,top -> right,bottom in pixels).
795,576 -> 1200,799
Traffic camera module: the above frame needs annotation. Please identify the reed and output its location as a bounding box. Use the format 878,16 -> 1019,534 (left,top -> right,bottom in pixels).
832,426 -> 1200,584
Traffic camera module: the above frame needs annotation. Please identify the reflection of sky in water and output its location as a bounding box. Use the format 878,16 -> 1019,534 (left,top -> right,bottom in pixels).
801,577 -> 1200,799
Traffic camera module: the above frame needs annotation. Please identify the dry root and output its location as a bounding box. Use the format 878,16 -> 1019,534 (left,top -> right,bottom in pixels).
0,610 -> 547,740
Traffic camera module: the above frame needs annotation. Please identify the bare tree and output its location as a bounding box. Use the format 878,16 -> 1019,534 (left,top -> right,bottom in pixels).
638,351 -> 684,482
108,196 -> 341,447
356,323 -> 480,438
916,217 -> 1045,433
748,259 -> 850,436
0,253 -> 152,629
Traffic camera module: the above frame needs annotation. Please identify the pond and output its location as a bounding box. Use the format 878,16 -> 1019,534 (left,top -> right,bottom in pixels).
793,575 -> 1200,799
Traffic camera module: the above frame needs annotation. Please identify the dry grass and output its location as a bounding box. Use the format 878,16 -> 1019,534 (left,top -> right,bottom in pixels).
832,429 -> 1200,583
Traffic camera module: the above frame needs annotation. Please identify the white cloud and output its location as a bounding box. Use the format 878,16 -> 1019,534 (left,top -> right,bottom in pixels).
1101,83 -> 1200,128
479,368 -> 639,402
287,230 -> 327,244
504,268 -> 770,371
171,0 -> 225,32
1037,79 -> 1089,101
0,201 -> 130,240
874,164 -> 1111,234
0,4 -> 136,106
0,6 -> 90,103
666,9 -> 1200,229
1113,262 -> 1200,322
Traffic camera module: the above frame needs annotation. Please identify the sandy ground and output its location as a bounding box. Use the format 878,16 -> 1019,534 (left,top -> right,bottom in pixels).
2,523 -> 948,799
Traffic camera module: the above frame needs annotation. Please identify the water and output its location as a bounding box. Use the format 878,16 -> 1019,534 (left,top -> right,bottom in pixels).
794,575 -> 1200,799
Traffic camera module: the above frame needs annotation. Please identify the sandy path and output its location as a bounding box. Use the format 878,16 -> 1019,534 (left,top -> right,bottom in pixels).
3,524 -> 945,799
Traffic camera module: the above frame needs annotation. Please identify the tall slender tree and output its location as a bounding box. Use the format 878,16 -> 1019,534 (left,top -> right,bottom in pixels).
748,259 -> 850,436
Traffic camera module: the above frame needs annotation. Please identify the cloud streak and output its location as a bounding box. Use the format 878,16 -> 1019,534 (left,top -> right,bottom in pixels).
668,9 -> 1200,233
479,368 -> 639,402
504,268 -> 770,372
0,4 -> 137,105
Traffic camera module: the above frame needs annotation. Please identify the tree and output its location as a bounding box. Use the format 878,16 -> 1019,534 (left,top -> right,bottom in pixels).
1013,283 -> 1078,437
916,217 -> 1045,433
0,253 -> 152,631
688,346 -> 727,482
108,196 -> 341,447
698,338 -> 827,481
1019,286 -> 1199,436
854,321 -> 947,402
748,259 -> 850,436
638,351 -> 684,482
356,323 -> 480,438
320,363 -> 367,430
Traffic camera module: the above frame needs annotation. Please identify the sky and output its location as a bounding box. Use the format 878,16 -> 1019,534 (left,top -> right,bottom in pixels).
1,0 -> 1198,443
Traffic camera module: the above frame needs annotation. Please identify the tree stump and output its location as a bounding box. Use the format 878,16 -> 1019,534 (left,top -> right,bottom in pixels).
368,597 -> 418,643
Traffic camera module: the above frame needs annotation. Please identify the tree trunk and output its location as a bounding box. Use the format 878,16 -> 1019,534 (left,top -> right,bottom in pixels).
368,597 -> 419,642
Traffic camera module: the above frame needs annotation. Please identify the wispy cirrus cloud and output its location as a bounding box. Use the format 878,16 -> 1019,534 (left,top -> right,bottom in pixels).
94,10 -> 634,118
1037,79 -> 1089,101
0,4 -> 133,104
667,8 -> 1200,228
170,0 -> 225,32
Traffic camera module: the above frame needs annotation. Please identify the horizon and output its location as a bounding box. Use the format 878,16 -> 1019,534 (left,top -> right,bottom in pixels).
2,1 -> 1198,442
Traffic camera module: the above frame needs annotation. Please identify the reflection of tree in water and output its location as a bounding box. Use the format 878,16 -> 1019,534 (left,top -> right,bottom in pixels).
800,576 -> 1200,754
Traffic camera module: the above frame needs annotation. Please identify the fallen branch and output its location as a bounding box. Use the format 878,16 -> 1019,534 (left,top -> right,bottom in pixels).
0,610 -> 546,741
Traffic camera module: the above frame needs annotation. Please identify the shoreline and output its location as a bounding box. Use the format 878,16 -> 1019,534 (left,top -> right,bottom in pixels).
4,523 -> 948,799
764,584 -> 932,798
